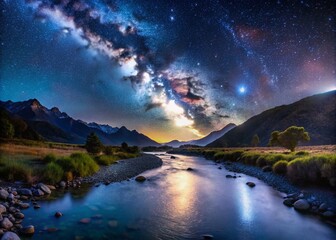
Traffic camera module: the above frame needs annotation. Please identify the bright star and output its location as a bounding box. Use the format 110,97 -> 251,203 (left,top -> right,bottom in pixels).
238,86 -> 246,94
170,16 -> 175,21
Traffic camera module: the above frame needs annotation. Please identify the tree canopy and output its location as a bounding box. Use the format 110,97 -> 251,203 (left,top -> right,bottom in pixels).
85,132 -> 103,154
269,126 -> 310,152
251,134 -> 260,147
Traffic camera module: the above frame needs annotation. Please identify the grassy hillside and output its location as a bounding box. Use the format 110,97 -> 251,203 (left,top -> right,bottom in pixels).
208,90 -> 336,147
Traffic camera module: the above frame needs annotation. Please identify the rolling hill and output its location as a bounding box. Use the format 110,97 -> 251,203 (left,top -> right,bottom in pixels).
207,90 -> 336,147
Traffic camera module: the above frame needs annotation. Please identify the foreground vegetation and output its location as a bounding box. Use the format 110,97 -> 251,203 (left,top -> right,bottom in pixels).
0,137 -> 140,185
169,146 -> 336,187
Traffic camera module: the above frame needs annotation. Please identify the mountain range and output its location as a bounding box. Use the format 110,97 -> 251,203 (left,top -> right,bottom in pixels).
208,90 -> 336,147
165,123 -> 236,147
0,99 -> 160,147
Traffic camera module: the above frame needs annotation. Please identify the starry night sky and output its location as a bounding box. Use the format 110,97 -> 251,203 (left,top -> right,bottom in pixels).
1,0 -> 335,142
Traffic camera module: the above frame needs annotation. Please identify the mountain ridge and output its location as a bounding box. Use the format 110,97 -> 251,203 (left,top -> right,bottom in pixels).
0,99 -> 160,147
207,90 -> 336,147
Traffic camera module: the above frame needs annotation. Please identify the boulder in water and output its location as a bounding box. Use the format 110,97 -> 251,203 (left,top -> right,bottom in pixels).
135,176 -> 146,182
293,199 -> 310,211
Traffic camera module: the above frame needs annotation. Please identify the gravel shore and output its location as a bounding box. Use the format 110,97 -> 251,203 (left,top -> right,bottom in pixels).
83,154 -> 163,184
224,161 -> 336,209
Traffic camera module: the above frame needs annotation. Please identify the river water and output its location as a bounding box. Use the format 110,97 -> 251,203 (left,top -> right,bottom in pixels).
22,153 -> 336,240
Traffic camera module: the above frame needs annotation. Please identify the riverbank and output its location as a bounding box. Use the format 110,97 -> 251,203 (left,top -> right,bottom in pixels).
168,147 -> 336,226
83,154 -> 163,184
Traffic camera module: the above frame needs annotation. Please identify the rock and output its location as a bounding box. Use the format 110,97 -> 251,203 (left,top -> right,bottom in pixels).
293,199 -> 310,211
46,185 -> 56,190
322,211 -> 335,218
170,156 -> 176,159
319,203 -> 328,212
37,183 -> 51,194
34,205 -> 40,209
202,234 -> 214,239
226,174 -> 233,178
1,231 -> 20,240
1,217 -> 13,229
55,212 -> 63,218
283,198 -> 295,207
17,189 -> 32,197
246,182 -> 256,188
59,181 -> 66,188
218,167 -> 222,169
20,225 -> 35,236
8,207 -> 16,213
19,203 -> 30,209
135,176 -> 146,182
0,189 -> 9,200
186,168 -> 193,171
32,189 -> 44,197
0,204 -> 6,214
262,165 -> 272,172
7,194 -> 14,201
14,213 -> 24,219
79,218 -> 91,224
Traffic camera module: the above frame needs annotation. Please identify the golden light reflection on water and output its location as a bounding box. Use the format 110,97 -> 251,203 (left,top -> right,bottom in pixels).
166,170 -> 197,221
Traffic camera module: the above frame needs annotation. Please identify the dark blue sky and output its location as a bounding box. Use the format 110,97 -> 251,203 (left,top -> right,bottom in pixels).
1,0 -> 335,142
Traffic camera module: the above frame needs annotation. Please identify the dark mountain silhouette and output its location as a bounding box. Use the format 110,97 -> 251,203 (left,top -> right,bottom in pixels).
189,123 -> 236,146
0,99 -> 160,146
165,123 -> 237,147
208,90 -> 336,147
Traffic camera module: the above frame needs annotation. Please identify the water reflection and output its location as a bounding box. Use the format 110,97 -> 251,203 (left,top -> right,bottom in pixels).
21,153 -> 336,240
169,171 -> 196,220
238,183 -> 253,223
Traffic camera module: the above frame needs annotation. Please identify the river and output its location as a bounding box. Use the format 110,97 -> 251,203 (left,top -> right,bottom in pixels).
21,153 -> 336,239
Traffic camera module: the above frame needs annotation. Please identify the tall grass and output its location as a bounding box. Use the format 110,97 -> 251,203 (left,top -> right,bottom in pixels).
42,162 -> 64,184
56,153 -> 99,177
287,154 -> 336,186
0,156 -> 32,182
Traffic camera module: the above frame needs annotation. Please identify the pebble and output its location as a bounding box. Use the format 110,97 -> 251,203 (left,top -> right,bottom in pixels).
55,212 -> 63,218
79,218 -> 91,224
246,182 -> 256,188
1,231 -> 20,240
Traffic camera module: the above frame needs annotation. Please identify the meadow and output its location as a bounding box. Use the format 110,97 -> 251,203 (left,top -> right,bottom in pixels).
0,139 -> 139,185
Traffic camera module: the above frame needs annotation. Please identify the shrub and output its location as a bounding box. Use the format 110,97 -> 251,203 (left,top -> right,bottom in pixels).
273,160 -> 288,175
256,156 -> 268,167
287,155 -> 336,186
103,146 -> 114,155
241,152 -> 261,165
42,162 -> 64,184
43,153 -> 57,163
95,155 -> 119,165
115,152 -> 137,159
0,162 -> 32,183
213,151 -> 243,161
295,151 -> 308,156
56,153 -> 99,177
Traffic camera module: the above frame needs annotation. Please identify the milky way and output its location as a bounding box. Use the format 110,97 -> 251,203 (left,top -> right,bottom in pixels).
1,0 -> 335,142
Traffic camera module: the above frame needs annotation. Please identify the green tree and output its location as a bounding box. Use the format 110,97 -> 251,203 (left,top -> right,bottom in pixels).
269,126 -> 310,152
0,118 -> 15,138
251,134 -> 260,147
85,132 -> 103,154
121,142 -> 129,151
